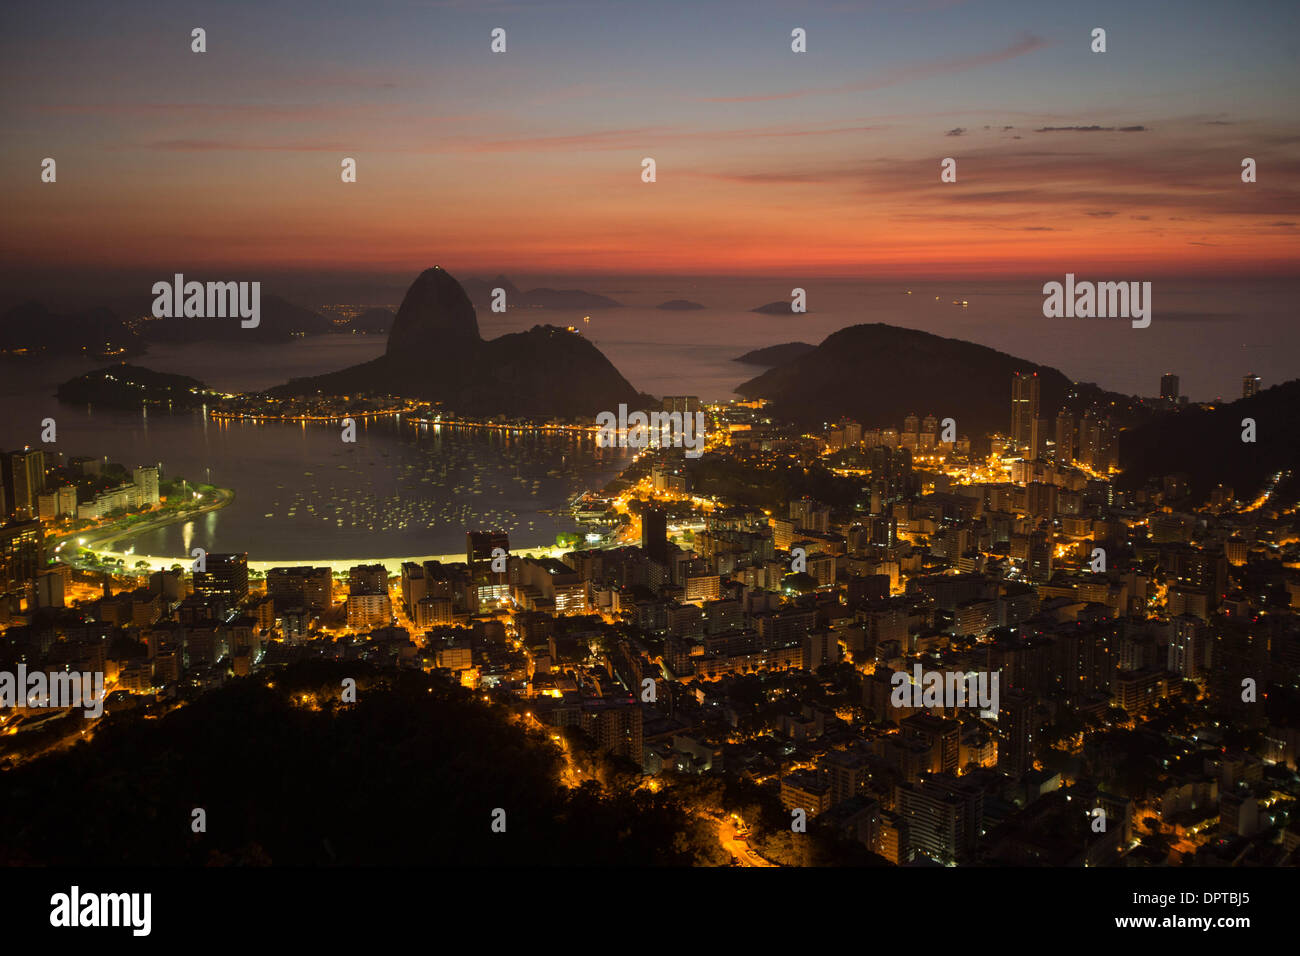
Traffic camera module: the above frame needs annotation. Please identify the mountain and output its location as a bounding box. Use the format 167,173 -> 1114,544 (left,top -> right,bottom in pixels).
139,294 -> 333,344
1117,381 -> 1300,502
734,342 -> 816,366
751,301 -> 807,315
462,275 -> 621,310
656,299 -> 706,311
735,323 -> 1127,436
518,287 -> 621,310
0,302 -> 142,357
461,274 -> 522,306
270,267 -> 649,419
57,364 -> 208,408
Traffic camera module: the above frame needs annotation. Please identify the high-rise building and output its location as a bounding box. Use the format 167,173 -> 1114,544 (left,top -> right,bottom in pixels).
998,689 -> 1036,777
1167,616 -> 1204,679
346,592 -> 392,629
133,465 -> 160,507
1082,416 -> 1102,469
0,519 -> 44,595
901,714 -> 961,775
1242,374 -> 1261,399
466,531 -> 509,604
57,485 -> 77,518
266,566 -> 333,610
866,445 -> 912,506
1160,373 -> 1179,401
1010,372 -> 1040,452
895,775 -> 984,864
894,781 -> 965,865
1025,530 -> 1053,583
1053,409 -> 1074,463
663,396 -> 701,416
821,751 -> 869,807
2,450 -> 46,520
1030,417 -> 1049,460
348,563 -> 388,595
580,701 -> 643,763
466,531 -> 509,568
642,507 -> 667,564
192,553 -> 249,606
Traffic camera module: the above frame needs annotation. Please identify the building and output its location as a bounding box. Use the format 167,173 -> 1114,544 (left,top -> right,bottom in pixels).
467,531 -> 509,604
780,770 -> 833,818
266,566 -> 333,610
1160,373 -> 1180,402
1029,416 -> 1049,460
1025,530 -> 1053,583
2,450 -> 45,520
684,573 -> 721,603
821,751 -> 869,807
579,702 -> 643,763
1053,409 -> 1074,463
0,519 -> 44,596
895,777 -> 982,865
998,690 -> 1036,777
641,507 -> 667,564
467,531 -> 509,568
348,564 -> 388,596
1010,372 -> 1040,452
36,569 -> 64,608
1167,616 -> 1204,678
413,596 -> 454,627
663,396 -> 700,416
1242,374 -> 1261,399
901,714 -> 962,775
133,465 -> 161,506
347,592 -> 393,629
192,553 -> 250,606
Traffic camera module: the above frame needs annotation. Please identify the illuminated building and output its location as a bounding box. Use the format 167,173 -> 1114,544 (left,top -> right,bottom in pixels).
1010,372 -> 1040,452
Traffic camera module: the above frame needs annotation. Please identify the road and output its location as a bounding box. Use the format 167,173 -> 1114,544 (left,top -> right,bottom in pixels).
710,814 -> 777,867
50,487 -> 235,571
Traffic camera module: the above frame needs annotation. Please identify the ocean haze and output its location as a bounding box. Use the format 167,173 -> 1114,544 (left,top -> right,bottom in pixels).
4,275 -> 1296,407
467,276 -> 1300,403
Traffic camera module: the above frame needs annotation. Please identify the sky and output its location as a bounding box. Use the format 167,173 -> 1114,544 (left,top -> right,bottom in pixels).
1,0 -> 1298,281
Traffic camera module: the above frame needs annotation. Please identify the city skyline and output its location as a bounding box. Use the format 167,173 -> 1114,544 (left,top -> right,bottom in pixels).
1,0 -> 1298,905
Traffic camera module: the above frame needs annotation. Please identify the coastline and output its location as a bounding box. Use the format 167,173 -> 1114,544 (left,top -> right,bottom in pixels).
51,483 -> 583,575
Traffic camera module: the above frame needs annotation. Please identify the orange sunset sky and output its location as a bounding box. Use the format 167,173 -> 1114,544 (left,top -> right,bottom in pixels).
2,0 -> 1298,281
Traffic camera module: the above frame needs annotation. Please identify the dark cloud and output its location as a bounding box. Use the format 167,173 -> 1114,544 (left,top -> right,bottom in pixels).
1035,125 -> 1147,133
